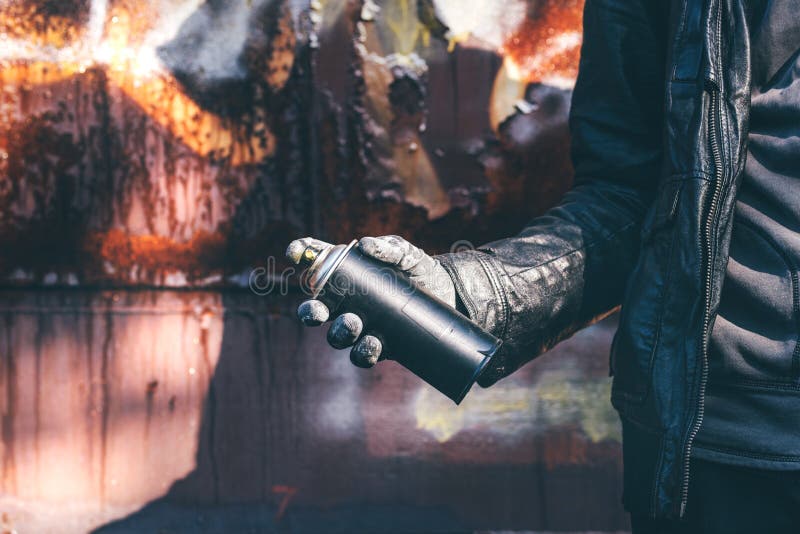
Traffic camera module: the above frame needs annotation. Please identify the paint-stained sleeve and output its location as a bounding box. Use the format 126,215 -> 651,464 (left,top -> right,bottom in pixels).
438,0 -> 668,387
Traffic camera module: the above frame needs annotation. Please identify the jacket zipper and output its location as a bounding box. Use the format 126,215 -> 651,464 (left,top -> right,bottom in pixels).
679,5 -> 724,516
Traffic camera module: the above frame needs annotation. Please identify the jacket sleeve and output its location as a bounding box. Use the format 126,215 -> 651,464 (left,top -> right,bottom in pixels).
438,0 -> 669,387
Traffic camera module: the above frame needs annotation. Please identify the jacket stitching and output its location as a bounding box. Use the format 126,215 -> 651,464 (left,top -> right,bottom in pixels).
670,0 -> 691,82
438,256 -> 479,322
665,171 -> 714,182
709,378 -> 800,392
475,253 -> 510,340
693,442 -> 800,462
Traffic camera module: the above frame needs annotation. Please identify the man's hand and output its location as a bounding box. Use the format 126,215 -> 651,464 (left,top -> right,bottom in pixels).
293,235 -> 456,368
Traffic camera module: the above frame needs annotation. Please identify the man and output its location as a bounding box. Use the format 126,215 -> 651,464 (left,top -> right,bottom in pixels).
291,0 -> 800,531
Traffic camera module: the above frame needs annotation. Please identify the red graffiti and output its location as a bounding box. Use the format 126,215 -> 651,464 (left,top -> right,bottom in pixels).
271,484 -> 298,521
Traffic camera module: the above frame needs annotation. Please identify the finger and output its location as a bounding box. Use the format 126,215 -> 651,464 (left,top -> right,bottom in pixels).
297,299 -> 330,326
358,236 -> 405,265
327,312 -> 364,349
286,237 -> 331,264
359,235 -> 425,272
350,335 -> 383,368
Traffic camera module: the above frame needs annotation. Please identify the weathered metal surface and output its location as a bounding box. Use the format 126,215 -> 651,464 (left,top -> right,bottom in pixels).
0,291 -> 625,532
0,0 -> 632,532
0,0 -> 581,285
313,0 -> 579,254
0,0 -> 310,285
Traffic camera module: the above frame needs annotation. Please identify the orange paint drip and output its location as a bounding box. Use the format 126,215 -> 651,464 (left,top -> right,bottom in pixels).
500,0 -> 584,83
88,229 -> 229,281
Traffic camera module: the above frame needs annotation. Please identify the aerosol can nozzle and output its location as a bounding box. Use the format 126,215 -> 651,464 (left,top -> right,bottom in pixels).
286,238 -> 332,266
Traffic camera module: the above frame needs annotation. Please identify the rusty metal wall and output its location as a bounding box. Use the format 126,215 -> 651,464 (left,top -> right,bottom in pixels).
0,0 -> 581,284
0,0 -> 629,532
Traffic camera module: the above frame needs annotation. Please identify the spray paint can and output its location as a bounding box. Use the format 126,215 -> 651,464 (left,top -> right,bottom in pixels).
288,239 -> 502,404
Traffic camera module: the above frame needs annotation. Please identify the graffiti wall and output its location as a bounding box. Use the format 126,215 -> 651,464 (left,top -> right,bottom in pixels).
0,0 -> 627,532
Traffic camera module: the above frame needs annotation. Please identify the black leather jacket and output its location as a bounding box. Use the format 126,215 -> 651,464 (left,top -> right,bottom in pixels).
439,0 -> 752,519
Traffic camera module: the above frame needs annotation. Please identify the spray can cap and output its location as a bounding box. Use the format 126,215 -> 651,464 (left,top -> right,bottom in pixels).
286,237 -> 332,266
286,238 -> 358,296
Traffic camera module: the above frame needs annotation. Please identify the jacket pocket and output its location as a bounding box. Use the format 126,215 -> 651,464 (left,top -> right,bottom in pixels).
709,219 -> 800,388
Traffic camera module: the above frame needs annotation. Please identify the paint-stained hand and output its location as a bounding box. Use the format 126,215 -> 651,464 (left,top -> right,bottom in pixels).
296,235 -> 456,367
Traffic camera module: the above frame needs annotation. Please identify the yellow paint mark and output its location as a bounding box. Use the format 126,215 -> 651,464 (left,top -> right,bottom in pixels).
488,59 -> 527,133
415,371 -> 621,444
415,385 -> 533,443
446,32 -> 470,53
380,0 -> 428,55
415,407 -> 465,443
421,28 -> 431,48
536,372 -> 621,444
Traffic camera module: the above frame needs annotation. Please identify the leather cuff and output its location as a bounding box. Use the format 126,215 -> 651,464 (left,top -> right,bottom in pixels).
437,250 -> 510,345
